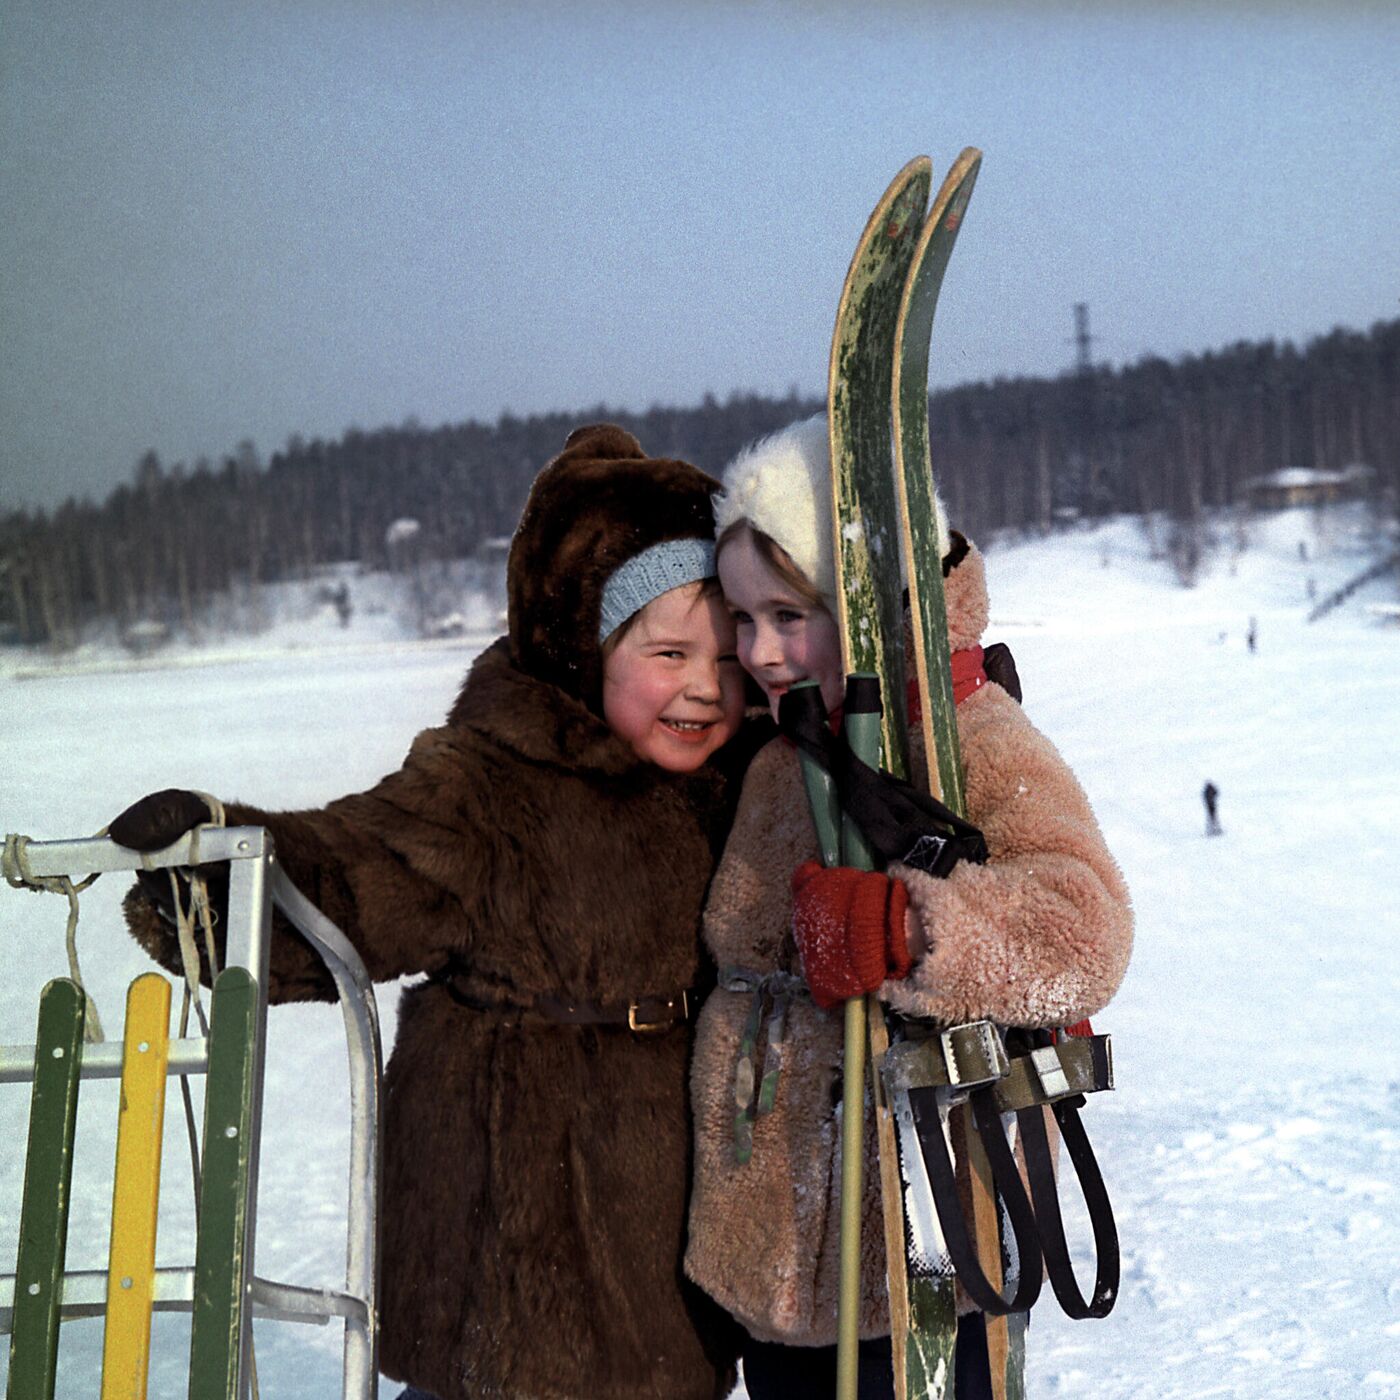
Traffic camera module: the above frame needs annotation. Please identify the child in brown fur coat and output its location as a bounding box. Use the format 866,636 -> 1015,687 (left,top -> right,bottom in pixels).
683,415 -> 1133,1399
109,426 -> 754,1400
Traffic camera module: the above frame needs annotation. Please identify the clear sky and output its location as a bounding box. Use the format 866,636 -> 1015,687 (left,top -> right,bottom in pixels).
3,0 -> 1398,511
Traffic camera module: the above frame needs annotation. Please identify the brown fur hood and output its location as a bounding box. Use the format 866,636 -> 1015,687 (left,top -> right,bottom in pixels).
506,423 -> 721,711
684,540 -> 1133,1345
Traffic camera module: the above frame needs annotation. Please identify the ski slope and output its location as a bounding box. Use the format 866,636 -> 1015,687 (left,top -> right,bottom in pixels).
2,505 -> 1397,1398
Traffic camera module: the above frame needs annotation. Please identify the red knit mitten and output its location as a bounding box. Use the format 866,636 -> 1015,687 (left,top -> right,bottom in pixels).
790,860 -> 913,1010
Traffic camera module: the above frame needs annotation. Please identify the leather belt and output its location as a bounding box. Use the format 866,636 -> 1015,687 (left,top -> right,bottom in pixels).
429,968 -> 692,1035
535,991 -> 691,1034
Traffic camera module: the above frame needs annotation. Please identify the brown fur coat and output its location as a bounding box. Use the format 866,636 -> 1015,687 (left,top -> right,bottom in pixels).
684,543 -> 1133,1346
125,639 -> 741,1399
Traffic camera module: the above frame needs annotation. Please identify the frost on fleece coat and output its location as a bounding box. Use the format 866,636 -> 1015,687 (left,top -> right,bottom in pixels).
684,541 -> 1133,1346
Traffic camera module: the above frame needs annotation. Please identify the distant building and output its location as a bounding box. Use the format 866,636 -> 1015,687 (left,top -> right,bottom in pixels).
1244,464 -> 1374,511
120,619 -> 171,656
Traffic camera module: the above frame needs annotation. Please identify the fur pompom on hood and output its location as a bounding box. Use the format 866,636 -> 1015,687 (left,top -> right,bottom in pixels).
714,415 -> 838,603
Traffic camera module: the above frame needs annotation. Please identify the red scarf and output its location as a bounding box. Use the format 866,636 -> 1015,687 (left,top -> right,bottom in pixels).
906,644 -> 986,724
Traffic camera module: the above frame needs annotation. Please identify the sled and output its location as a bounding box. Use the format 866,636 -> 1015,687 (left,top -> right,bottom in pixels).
1,827 -> 383,1400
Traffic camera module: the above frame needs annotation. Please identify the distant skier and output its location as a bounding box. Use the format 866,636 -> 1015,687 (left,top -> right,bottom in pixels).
1203,780 -> 1222,836
1247,617 -> 1257,653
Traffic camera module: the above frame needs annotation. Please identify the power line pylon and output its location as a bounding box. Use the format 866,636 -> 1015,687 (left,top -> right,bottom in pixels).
1074,302 -> 1094,376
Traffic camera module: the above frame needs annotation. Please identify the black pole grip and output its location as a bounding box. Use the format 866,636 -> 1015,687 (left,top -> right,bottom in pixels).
844,673 -> 882,716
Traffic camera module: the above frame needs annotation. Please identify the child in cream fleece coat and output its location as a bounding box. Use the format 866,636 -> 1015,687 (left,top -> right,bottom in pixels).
684,415 -> 1133,1399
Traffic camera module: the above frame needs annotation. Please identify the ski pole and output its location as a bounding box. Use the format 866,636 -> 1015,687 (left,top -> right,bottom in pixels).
782,680 -> 865,1400
785,683 -> 843,870
836,678 -> 884,1400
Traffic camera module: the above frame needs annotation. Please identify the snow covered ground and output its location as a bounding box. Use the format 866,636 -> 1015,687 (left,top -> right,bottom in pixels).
2,504 -> 1397,1397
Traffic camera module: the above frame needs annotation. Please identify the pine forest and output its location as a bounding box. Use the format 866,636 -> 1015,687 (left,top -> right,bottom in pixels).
3,319 -> 1397,648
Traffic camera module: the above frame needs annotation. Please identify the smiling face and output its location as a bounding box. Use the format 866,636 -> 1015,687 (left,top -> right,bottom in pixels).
717,527 -> 844,722
601,580 -> 746,772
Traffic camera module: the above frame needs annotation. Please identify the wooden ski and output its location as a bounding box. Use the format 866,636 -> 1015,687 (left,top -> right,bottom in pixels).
826,153 -> 933,1400
892,147 -> 1030,1400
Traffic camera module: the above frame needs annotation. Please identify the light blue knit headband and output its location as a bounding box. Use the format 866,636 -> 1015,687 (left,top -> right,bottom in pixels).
598,537 -> 717,642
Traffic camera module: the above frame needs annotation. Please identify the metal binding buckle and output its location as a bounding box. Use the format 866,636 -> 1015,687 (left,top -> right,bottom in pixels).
1029,1044 -> 1072,1100
941,1020 -> 1009,1088
880,1019 -> 1011,1106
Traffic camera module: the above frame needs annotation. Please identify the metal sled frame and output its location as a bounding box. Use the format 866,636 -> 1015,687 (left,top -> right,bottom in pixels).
0,828 -> 382,1400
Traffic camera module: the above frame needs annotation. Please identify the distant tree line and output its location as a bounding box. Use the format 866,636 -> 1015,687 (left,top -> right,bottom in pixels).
3,319 -> 1396,647
933,319 -> 1399,542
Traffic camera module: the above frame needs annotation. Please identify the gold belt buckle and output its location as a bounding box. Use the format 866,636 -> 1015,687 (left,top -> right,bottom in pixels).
628,990 -> 688,1035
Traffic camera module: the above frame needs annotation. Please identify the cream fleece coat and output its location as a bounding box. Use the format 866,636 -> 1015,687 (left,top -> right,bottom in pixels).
684,543 -> 1133,1346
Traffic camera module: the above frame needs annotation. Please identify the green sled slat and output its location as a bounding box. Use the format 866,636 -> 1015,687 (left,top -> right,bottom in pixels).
8,979 -> 86,1400
188,967 -> 258,1400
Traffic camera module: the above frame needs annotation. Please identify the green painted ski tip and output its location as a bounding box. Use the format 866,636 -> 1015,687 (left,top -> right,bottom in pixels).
828,159 -> 932,783
893,147 -> 983,810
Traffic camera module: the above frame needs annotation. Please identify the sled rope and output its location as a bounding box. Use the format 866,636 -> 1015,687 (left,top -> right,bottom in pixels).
171,861 -> 220,1200
4,829 -> 107,1042
169,865 -> 220,1039
163,797 -> 228,1189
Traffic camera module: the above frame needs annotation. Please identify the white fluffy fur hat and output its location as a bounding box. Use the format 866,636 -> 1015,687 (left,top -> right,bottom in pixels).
714,414 -> 837,601
713,412 -> 949,604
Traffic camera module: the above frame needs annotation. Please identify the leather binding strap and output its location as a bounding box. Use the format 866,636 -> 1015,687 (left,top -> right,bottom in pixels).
991,1029 -> 1119,1319
1018,1095 -> 1120,1319
908,1083 -> 1043,1316
992,1035 -> 1113,1113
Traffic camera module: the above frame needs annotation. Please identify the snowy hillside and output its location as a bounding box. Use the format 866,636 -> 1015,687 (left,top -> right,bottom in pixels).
2,505 -> 1397,1398
0,556 -> 506,683
984,507 -> 1400,1398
